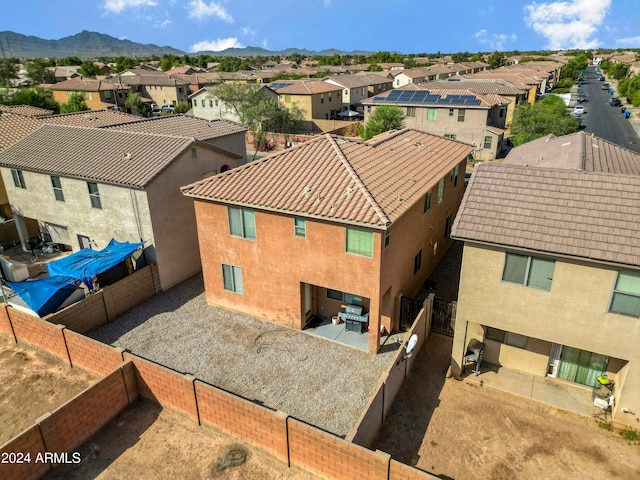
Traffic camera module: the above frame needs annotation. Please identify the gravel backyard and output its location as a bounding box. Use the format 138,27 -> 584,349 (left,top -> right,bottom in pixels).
90,274 -> 398,436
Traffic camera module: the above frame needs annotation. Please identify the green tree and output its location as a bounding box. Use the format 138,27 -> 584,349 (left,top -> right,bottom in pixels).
5,86 -> 59,112
487,52 -> 508,69
560,55 -> 589,80
368,63 -> 383,72
612,63 -> 629,80
174,100 -> 190,114
452,52 -> 470,63
510,95 -> 579,146
125,93 -> 151,116
58,56 -> 82,66
25,59 -> 54,84
0,58 -> 18,87
360,105 -> 405,140
114,56 -> 137,72
78,60 -> 99,78
60,92 -> 89,113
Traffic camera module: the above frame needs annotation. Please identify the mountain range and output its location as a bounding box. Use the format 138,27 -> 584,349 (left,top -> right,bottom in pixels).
0,31 -> 372,59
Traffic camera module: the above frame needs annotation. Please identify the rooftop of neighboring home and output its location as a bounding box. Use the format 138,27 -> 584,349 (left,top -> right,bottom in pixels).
354,73 -> 393,85
322,74 -> 372,89
181,128 -> 474,228
102,114 -> 247,141
422,77 -> 527,96
394,69 -> 428,79
452,132 -> 640,267
0,105 -> 54,116
0,124 -> 226,188
362,84 -> 510,108
47,76 -> 116,92
0,110 -> 140,150
275,80 -> 343,95
106,73 -> 190,87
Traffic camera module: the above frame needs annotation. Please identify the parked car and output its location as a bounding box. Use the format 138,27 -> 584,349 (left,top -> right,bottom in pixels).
577,95 -> 588,103
609,98 -> 622,107
599,76 -> 605,81
601,83 -> 610,90
573,106 -> 585,115
160,104 -> 175,113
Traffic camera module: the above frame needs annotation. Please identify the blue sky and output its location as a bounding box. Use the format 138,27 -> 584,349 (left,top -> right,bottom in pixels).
1,0 -> 639,53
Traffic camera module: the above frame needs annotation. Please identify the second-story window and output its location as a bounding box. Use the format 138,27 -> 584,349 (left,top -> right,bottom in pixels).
502,253 -> 555,291
437,178 -> 445,204
406,107 -> 416,117
11,169 -> 26,189
609,271 -> 640,317
228,206 -> 256,240
457,109 -> 466,122
51,176 -> 64,202
346,227 -> 373,258
87,182 -> 101,209
294,218 -> 306,238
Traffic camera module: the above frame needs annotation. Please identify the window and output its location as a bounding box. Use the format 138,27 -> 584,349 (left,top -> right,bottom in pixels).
406,106 -> 416,117
423,190 -> 432,213
346,227 -> 373,257
285,95 -> 291,103
104,91 -> 111,99
228,206 -> 256,240
502,253 -> 555,291
499,108 -> 505,118
384,228 -> 390,248
449,108 -> 454,117
483,136 -> 493,149
450,165 -> 459,187
609,271 -> 640,317
427,108 -> 437,121
320,94 -> 324,104
201,99 -> 205,107
437,178 -> 444,204
87,92 -> 93,100
294,217 -> 306,238
414,249 -> 422,275
485,327 -> 529,349
445,213 -> 453,238
558,346 -> 608,387
11,169 -> 26,189
457,109 -> 466,122
209,99 -> 213,107
222,264 -> 243,294
327,289 -> 361,304
192,99 -> 197,107
444,133 -> 457,140
87,182 -> 101,209
51,176 -> 64,202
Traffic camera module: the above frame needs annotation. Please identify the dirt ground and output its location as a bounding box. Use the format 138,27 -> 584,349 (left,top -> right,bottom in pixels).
374,334 -> 640,480
44,400 -> 317,480
0,335 -> 99,445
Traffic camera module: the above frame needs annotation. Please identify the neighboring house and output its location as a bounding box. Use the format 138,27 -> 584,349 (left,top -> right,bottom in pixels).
390,69 -> 428,88
355,73 -> 394,97
105,73 -> 191,108
422,78 -> 528,134
0,123 -> 244,290
469,66 -> 551,104
48,77 -> 121,110
181,128 -> 474,353
450,132 -> 640,427
275,80 -> 344,120
0,105 -> 54,117
322,74 -> 371,112
49,66 -> 81,82
189,85 -> 277,123
362,85 -> 510,160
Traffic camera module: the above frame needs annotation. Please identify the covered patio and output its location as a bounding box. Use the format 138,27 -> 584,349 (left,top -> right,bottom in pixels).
302,315 -> 399,352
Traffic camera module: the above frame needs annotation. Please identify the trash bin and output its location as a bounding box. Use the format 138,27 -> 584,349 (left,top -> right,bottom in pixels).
621,107 -> 626,113
625,111 -> 631,119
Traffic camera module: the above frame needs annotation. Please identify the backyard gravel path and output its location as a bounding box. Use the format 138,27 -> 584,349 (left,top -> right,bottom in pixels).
90,274 -> 397,436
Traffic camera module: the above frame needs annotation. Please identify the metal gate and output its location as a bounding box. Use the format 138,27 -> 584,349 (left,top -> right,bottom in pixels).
431,297 -> 455,337
400,295 -> 423,331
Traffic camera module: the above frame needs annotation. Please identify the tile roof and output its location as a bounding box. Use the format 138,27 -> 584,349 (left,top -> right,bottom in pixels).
276,80 -> 343,95
182,128 -> 474,228
0,105 -> 54,117
452,163 -> 640,267
48,77 -> 115,91
0,124 -> 199,188
102,115 -> 247,141
361,85 -> 507,108
354,73 -> 393,85
106,74 -> 190,87
0,113 -> 43,150
422,78 -> 526,96
504,131 -> 640,175
322,74 -> 371,89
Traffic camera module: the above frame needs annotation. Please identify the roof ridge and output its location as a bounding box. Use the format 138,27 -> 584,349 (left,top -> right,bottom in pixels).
326,135 -> 391,226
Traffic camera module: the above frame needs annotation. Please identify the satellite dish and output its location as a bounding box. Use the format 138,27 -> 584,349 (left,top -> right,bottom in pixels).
406,334 -> 418,355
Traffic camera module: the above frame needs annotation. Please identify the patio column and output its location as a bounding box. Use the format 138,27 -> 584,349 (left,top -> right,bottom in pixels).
13,213 -> 30,253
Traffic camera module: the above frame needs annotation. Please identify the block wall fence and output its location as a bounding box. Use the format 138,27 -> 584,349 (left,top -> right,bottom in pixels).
0,289 -> 437,480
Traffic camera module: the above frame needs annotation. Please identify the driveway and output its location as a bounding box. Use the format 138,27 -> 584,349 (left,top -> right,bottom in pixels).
89,274 -> 398,436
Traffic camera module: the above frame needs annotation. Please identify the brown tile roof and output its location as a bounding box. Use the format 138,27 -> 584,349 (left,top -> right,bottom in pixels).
0,113 -> 43,150
354,73 -> 393,85
451,163 -> 640,267
276,80 -> 343,95
103,114 -> 247,141
422,78 -> 526,96
182,128 -> 474,228
322,74 -> 371,89
0,124 -> 201,188
504,131 -> 640,175
361,85 -> 507,108
0,105 -> 54,117
47,77 -> 115,91
106,74 -> 190,87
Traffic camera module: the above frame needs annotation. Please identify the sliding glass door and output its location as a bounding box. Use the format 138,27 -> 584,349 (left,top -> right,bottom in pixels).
558,346 -> 608,387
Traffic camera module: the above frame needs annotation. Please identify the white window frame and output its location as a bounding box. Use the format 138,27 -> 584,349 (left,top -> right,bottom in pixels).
222,264 -> 243,294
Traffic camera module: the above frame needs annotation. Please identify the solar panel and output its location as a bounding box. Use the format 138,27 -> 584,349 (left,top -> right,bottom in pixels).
269,82 -> 293,90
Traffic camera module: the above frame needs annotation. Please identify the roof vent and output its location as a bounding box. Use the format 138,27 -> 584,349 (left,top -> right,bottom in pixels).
344,187 -> 353,197
123,152 -> 132,160
316,194 -> 323,203
302,187 -> 311,196
562,142 -> 571,147
415,141 -> 422,147
397,195 -> 403,202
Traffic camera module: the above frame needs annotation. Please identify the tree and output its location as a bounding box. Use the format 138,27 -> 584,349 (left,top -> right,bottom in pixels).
26,59 -> 54,85
510,95 -> 579,146
487,52 -> 508,69
360,105 -> 405,140
78,60 -> 99,78
115,56 -> 137,72
60,92 -> 89,113
174,101 -> 190,114
5,86 -> 59,112
0,58 -> 18,87
125,93 -> 151,116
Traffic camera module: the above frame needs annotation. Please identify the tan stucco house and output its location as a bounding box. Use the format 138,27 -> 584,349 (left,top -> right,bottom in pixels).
450,132 -> 640,427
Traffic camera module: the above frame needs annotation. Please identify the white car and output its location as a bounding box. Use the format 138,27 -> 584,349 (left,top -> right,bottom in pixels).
573,106 -> 585,115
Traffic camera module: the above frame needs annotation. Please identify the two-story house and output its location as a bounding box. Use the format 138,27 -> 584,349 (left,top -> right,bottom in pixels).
322,74 -> 371,113
450,132 -> 640,427
181,128 -> 474,353
275,80 -> 344,120
355,73 -> 394,97
106,73 -> 191,109
48,77 -> 121,110
0,121 -> 246,290
362,85 -> 510,160
189,85 -> 278,123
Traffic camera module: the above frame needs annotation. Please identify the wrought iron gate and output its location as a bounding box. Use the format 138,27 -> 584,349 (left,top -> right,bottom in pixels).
431,297 -> 455,337
399,295 -> 423,331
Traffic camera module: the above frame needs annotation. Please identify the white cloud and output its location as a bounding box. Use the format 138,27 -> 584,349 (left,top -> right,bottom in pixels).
158,18 -> 172,28
474,29 -> 517,51
241,27 -> 256,37
617,35 -> 640,46
187,0 -> 234,23
524,0 -> 612,50
103,0 -> 157,14
261,39 -> 269,49
190,37 -> 244,52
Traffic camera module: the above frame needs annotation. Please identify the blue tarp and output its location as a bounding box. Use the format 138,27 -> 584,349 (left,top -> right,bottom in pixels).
7,276 -> 82,317
47,239 -> 144,289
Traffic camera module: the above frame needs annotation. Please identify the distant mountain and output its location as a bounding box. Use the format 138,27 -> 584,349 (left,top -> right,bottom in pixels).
0,30 -> 372,59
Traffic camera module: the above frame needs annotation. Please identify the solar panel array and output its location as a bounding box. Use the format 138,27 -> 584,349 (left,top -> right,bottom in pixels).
372,89 -> 481,105
269,82 -> 294,90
